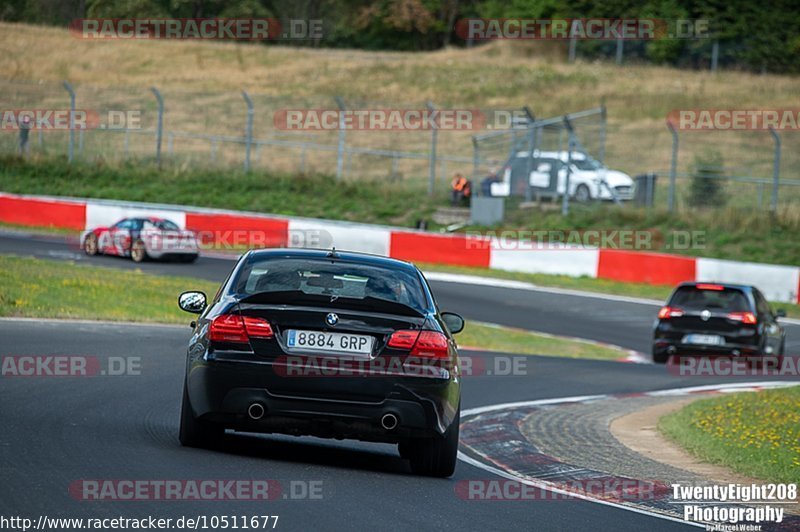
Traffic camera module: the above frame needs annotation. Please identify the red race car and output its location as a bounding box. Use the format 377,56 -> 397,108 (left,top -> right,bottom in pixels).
82,217 -> 199,263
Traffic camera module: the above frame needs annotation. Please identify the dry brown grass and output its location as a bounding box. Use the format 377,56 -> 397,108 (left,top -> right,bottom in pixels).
2,22 -> 799,185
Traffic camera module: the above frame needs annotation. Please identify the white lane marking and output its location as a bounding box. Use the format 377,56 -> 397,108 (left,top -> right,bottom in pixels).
458,381 -> 799,528
456,452 -> 701,528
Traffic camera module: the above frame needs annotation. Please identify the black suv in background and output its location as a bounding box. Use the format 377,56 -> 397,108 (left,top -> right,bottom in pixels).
652,282 -> 786,365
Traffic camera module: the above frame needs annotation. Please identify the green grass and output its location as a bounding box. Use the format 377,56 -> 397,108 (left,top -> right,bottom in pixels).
2,155 -> 799,266
460,321 -> 626,360
659,386 -> 800,483
420,262 -> 800,319
0,156 -> 444,227
0,255 -> 625,360
0,255 -> 217,324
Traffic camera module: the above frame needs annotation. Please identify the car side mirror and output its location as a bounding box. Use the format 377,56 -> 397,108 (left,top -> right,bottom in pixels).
441,312 -> 464,334
775,309 -> 787,318
178,291 -> 207,314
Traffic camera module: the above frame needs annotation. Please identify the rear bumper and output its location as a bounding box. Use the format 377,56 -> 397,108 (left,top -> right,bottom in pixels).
186,356 -> 459,442
652,338 -> 762,358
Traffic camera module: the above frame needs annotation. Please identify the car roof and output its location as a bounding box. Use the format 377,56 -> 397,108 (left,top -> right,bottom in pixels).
677,281 -> 755,292
515,150 -> 589,160
244,248 -> 419,272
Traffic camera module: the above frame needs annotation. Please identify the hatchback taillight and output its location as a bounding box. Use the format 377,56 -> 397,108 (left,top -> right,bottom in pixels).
657,306 -> 684,319
209,314 -> 274,343
388,329 -> 449,359
727,311 -> 757,324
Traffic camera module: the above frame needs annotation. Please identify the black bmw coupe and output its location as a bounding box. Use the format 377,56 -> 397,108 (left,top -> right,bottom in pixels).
177,248 -> 464,477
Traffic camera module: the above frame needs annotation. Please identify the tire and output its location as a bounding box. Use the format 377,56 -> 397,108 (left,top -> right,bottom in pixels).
179,383 -> 224,449
653,350 -> 669,364
574,184 -> 592,203
83,233 -> 99,256
131,239 -> 148,263
408,406 -> 460,478
178,254 -> 198,264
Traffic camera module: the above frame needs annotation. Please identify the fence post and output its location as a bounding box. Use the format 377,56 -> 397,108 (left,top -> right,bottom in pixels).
62,81 -> 76,163
568,35 -> 577,62
426,101 -> 438,195
334,96 -> 346,180
598,100 -> 607,165
242,91 -> 254,172
472,137 -> 480,184
667,121 -> 679,212
150,87 -> 164,167
768,127 -> 781,213
615,36 -> 624,65
562,123 -> 574,216
711,40 -> 719,72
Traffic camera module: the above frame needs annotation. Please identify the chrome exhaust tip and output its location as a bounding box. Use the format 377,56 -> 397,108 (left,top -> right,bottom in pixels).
247,403 -> 265,420
380,413 -> 399,431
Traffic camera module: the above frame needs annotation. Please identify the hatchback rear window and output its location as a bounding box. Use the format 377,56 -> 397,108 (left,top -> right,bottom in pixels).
669,286 -> 750,312
233,258 -> 428,312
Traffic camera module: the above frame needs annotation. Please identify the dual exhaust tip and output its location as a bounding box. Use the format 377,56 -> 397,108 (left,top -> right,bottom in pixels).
247,403 -> 265,420
380,413 -> 399,431
248,403 -> 399,431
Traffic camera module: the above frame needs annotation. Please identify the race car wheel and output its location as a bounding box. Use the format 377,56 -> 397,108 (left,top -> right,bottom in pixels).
179,383 -> 224,449
83,233 -> 99,256
131,239 -> 148,263
408,405 -> 459,478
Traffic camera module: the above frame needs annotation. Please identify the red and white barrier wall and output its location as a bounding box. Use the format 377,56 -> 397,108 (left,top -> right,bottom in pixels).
1,192 -> 798,304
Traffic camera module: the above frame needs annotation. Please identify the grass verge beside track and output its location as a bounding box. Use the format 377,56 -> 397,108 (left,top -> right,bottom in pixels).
0,255 -> 626,360
658,386 -> 800,483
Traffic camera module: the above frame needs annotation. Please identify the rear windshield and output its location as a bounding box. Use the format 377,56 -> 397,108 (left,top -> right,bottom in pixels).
669,286 -> 750,312
232,258 -> 428,312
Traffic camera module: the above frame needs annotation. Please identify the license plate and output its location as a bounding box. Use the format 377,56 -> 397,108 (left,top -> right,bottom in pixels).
682,334 -> 725,346
286,330 -> 374,356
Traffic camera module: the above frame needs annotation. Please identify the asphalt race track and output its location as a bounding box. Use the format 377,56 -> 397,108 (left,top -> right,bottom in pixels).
1,231 -> 799,531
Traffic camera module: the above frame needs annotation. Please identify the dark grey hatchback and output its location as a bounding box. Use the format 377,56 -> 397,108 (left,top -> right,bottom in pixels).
652,282 -> 786,366
177,248 -> 464,477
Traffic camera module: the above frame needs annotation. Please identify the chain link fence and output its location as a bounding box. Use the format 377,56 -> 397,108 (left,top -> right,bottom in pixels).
2,78 -> 798,213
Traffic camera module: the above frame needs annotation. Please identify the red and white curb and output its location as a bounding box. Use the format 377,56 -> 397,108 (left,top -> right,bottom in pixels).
458,381 -> 799,529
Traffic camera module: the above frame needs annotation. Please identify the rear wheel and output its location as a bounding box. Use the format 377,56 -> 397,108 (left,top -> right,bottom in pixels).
131,239 -> 148,263
652,350 -> 669,364
83,233 -> 98,256
408,406 -> 459,478
574,184 -> 592,203
179,384 -> 223,449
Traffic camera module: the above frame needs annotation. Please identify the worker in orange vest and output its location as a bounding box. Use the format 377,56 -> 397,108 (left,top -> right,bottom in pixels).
451,173 -> 468,206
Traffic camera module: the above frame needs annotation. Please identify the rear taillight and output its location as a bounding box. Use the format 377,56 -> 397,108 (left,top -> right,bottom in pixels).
388,330 -> 420,349
209,314 -> 273,343
658,306 -> 684,319
695,283 -> 724,291
727,311 -> 757,324
410,331 -> 450,359
388,330 -> 449,359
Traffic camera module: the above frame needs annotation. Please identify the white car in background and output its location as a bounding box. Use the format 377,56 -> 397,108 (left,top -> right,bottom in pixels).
492,150 -> 635,202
